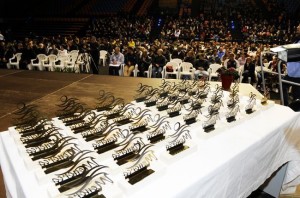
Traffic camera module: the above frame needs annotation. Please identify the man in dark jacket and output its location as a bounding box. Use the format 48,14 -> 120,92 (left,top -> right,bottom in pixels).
152,49 -> 166,78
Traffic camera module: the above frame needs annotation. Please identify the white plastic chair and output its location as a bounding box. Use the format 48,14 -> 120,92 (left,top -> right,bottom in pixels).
163,62 -> 180,79
76,53 -> 91,73
65,51 -> 79,72
237,66 -> 244,83
28,54 -> 47,71
119,64 -> 125,76
133,64 -> 139,77
7,53 -> 22,69
179,62 -> 195,80
54,55 -> 68,71
170,58 -> 183,65
43,54 -> 57,71
144,64 -> 153,78
208,63 -> 222,81
99,50 -> 108,66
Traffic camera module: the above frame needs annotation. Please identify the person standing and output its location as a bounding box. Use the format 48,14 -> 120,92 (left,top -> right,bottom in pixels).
282,24 -> 300,106
89,36 -> 100,74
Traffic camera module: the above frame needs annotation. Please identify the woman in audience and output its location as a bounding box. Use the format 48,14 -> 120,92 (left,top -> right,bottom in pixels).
242,57 -> 256,84
123,47 -> 137,77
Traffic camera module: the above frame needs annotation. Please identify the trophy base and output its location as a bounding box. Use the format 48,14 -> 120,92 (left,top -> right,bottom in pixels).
226,116 -> 236,123
245,108 -> 254,114
130,126 -> 148,133
179,99 -> 189,105
116,118 -> 132,126
145,101 -> 157,107
185,118 -> 196,125
168,111 -> 180,118
157,105 -> 168,111
116,152 -> 140,166
44,159 -> 73,174
167,143 -> 189,156
203,124 -> 215,133
135,97 -> 146,103
126,167 -> 155,185
95,142 -> 118,154
148,134 -> 165,144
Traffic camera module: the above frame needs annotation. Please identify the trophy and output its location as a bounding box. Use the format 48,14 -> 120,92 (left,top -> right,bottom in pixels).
245,92 -> 256,114
261,87 -> 270,105
146,115 -> 170,144
123,144 -> 157,185
202,111 -> 220,132
166,122 -> 191,155
226,104 -> 240,122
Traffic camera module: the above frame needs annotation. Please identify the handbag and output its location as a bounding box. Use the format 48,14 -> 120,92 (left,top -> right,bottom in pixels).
166,65 -> 173,72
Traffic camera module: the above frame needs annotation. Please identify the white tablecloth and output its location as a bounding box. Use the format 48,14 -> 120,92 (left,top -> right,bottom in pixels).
1,99 -> 300,198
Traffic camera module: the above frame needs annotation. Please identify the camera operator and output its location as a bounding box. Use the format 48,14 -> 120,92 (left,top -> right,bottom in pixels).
88,36 -> 100,74
282,24 -> 300,106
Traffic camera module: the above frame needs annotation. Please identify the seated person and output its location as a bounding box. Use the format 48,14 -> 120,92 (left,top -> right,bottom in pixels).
109,46 -> 124,76
256,58 -> 270,89
137,49 -> 152,77
123,47 -> 137,77
194,53 -> 209,79
224,52 -> 239,69
242,57 -> 256,84
152,49 -> 166,78
267,56 -> 286,92
183,50 -> 195,64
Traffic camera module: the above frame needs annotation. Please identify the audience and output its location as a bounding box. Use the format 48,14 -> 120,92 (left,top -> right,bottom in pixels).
0,0 -> 298,98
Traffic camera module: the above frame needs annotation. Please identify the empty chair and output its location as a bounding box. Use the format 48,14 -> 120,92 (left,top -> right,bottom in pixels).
99,50 -> 108,66
76,53 -> 91,73
162,61 -> 180,79
179,62 -> 195,80
28,54 -> 47,71
7,53 -> 22,69
43,54 -> 57,71
54,55 -> 69,71
65,52 -> 79,72
208,63 -> 222,81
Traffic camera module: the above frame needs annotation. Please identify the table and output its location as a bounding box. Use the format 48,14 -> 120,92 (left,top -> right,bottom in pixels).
0,83 -> 299,198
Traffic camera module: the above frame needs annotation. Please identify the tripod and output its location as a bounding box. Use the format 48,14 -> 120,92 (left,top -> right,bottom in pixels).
76,52 -> 99,74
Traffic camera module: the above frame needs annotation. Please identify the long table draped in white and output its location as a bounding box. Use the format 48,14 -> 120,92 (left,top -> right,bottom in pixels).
0,84 -> 300,198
